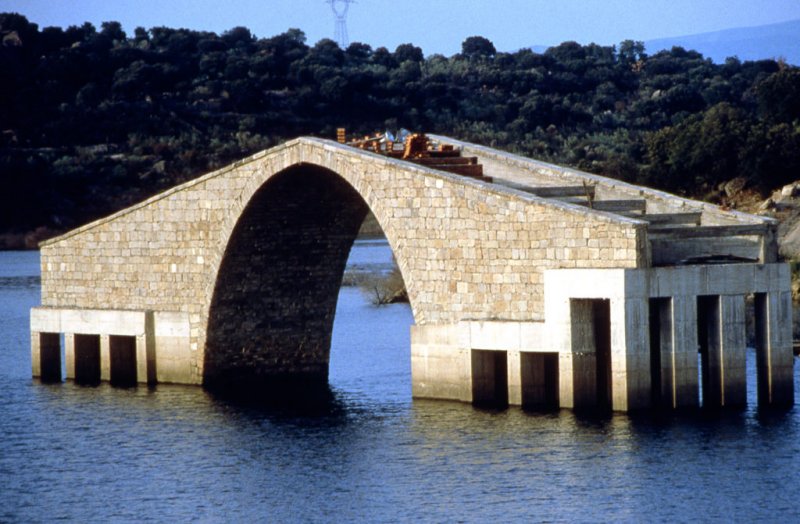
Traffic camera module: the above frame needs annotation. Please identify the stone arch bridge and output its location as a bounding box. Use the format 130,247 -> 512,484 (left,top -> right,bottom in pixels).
31,136 -> 794,411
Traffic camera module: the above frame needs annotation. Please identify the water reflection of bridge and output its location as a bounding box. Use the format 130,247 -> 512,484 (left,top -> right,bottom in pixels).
31,136 -> 793,412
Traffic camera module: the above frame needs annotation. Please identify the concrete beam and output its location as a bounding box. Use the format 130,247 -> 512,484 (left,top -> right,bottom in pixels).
580,200 -> 647,212
641,212 -> 702,226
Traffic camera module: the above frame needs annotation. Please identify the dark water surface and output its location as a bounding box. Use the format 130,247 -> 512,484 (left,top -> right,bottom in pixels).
2,246 -> 800,522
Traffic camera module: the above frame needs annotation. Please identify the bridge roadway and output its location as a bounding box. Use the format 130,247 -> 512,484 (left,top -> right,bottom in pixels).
30,136 -> 794,411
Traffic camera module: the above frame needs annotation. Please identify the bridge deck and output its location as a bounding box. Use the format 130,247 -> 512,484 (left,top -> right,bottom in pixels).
419,136 -> 777,266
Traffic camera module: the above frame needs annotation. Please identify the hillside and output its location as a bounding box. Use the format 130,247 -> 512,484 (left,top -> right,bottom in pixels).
1,13 -> 799,248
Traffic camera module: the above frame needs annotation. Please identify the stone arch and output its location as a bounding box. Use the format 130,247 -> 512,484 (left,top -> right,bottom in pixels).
202,161 -> 414,390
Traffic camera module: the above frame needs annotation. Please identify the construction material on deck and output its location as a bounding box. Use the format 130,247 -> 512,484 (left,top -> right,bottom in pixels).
340,128 -> 492,182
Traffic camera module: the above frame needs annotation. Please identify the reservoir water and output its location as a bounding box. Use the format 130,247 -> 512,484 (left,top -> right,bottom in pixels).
2,243 -> 800,522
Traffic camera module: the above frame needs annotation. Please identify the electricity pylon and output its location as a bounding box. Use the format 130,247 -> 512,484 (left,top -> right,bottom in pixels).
326,0 -> 353,49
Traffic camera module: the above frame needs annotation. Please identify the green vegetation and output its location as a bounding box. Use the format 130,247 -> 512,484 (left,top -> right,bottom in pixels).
1,13 -> 800,243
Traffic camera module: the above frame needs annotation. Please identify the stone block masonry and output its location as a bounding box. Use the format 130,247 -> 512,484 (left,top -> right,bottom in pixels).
31,136 -> 793,411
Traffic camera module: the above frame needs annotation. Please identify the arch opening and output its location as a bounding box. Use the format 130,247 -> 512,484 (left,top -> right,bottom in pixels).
328,237 -> 414,402
204,164 -> 381,393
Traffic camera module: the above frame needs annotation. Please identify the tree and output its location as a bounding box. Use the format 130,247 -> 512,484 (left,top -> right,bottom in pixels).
133,27 -> 149,43
461,36 -> 496,59
345,42 -> 372,62
307,38 -> 345,67
372,46 -> 396,68
100,21 -> 125,43
756,69 -> 800,123
222,26 -> 254,48
617,40 -> 646,64
643,103 -> 753,192
394,43 -> 423,63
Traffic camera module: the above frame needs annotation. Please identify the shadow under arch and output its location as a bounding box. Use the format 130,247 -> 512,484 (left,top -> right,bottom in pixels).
203,163 -> 407,395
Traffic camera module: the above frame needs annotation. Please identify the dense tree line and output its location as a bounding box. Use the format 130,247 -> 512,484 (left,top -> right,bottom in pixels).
1,13 -> 799,239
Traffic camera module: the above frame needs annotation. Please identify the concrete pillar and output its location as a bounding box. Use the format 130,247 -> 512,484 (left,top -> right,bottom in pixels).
756,291 -> 795,406
100,335 -> 111,382
696,295 -> 747,408
507,350 -> 522,406
558,352 -> 575,409
671,296 -> 699,408
136,335 -> 148,384
546,296 -> 574,409
617,297 -> 651,411
65,333 -> 76,380
31,332 -> 42,378
720,295 -> 747,407
144,311 -> 157,384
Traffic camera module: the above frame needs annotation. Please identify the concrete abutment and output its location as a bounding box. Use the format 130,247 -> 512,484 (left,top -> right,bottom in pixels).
31,308 -> 190,386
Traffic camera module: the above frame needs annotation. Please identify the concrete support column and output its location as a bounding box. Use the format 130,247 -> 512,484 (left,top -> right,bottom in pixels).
100,335 -> 111,382
758,291 -> 795,406
136,335 -> 149,384
697,295 -> 747,408
547,298 -> 574,409
617,297 -> 651,411
144,311 -> 157,384
558,352 -> 576,409
507,350 -> 522,406
720,295 -> 747,407
671,296 -> 699,408
64,333 -> 76,380
31,332 -> 42,378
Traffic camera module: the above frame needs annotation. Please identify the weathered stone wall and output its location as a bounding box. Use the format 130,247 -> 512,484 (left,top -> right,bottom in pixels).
39,137 -> 646,383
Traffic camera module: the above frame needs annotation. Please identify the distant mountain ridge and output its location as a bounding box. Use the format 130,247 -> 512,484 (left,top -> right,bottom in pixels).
645,19 -> 800,64
531,19 -> 800,65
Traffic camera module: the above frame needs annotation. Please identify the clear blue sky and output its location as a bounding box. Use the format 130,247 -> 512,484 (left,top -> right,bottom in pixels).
3,0 -> 800,56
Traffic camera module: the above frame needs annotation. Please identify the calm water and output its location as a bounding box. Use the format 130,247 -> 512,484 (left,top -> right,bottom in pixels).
2,245 -> 800,522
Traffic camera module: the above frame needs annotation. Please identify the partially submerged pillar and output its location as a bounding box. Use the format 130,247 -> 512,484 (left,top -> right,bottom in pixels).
669,296 -> 700,408
755,291 -> 795,406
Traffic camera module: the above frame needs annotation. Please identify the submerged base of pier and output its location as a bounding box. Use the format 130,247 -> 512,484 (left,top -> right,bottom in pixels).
32,264 -> 794,412
411,264 -> 795,411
